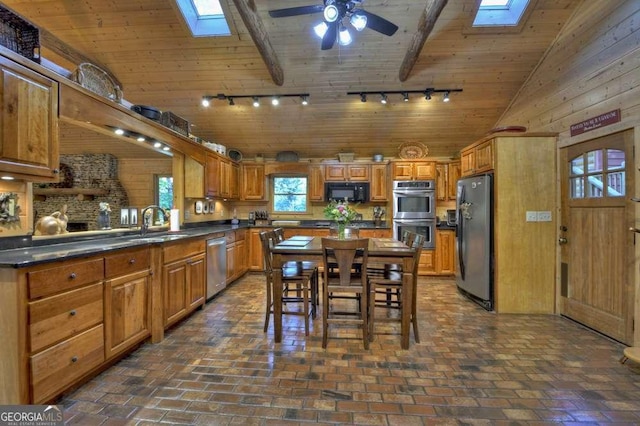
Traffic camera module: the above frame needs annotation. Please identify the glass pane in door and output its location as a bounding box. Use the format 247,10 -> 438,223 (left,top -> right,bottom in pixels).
570,177 -> 584,199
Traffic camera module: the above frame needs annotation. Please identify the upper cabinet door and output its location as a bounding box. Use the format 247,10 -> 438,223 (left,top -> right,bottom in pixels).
241,163 -> 265,200
0,56 -> 59,180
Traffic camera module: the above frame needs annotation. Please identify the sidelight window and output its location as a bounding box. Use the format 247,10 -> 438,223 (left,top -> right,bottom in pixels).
569,149 -> 625,199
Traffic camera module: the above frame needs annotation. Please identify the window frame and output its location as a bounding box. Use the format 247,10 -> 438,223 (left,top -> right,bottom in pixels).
175,0 -> 232,37
271,174 -> 310,215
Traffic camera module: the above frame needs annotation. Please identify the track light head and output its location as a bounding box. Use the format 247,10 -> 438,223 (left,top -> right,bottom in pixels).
360,93 -> 367,102
402,92 -> 409,102
201,96 -> 211,107
301,96 -> 309,105
228,97 -> 235,106
252,97 -> 260,107
271,96 -> 280,106
380,93 -> 387,104
443,91 -> 450,102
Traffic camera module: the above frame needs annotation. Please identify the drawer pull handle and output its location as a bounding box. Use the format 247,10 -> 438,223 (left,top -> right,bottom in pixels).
69,273 -> 77,279
71,356 -> 78,363
69,310 -> 77,316
129,258 -> 136,264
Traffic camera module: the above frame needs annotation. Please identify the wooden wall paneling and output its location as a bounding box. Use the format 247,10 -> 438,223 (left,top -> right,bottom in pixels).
119,158 -> 172,208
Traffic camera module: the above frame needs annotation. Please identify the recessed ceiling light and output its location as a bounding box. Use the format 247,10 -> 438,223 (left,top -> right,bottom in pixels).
114,128 -> 125,136
154,142 -> 162,148
1,176 -> 15,180
137,136 -> 145,142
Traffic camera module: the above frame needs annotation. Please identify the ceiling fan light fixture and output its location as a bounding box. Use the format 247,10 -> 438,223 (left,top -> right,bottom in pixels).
350,12 -> 367,31
313,21 -> 329,38
338,26 -> 352,46
323,2 -> 339,22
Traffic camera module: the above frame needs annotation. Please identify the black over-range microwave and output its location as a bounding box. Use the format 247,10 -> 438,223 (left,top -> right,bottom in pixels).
325,182 -> 370,203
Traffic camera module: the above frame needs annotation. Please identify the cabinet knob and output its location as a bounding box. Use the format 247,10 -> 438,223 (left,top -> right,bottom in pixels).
69,272 -> 77,279
69,310 -> 77,316
558,237 -> 568,245
129,258 -> 136,264
71,356 -> 78,363
52,168 -> 60,174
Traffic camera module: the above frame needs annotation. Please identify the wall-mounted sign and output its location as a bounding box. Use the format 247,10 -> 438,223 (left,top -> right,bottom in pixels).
570,109 -> 621,137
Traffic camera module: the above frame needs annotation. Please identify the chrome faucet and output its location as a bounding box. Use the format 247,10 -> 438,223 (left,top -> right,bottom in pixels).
140,205 -> 170,236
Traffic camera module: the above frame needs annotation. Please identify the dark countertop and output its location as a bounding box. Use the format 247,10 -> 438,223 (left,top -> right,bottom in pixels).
436,223 -> 457,230
0,220 -> 392,268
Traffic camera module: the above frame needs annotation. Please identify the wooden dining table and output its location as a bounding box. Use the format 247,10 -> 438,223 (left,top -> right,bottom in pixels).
271,236 -> 415,349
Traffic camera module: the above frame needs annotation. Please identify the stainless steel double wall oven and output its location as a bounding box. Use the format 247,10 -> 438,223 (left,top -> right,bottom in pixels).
392,180 -> 436,249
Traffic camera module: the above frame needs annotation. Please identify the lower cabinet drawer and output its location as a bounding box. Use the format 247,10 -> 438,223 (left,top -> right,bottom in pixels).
29,283 -> 104,353
31,324 -> 105,403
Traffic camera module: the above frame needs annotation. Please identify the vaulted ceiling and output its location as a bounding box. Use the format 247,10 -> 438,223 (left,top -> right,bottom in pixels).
3,0 -> 581,160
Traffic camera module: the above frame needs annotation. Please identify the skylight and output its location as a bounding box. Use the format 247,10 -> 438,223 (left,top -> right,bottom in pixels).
176,0 -> 230,37
472,0 -> 530,27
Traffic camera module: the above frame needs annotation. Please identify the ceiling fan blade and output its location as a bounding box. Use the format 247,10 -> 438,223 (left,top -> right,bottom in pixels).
359,10 -> 399,36
268,5 -> 324,18
321,21 -> 338,50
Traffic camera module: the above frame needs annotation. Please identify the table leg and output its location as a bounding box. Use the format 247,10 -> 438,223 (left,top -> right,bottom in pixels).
272,253 -> 283,343
401,258 -> 412,350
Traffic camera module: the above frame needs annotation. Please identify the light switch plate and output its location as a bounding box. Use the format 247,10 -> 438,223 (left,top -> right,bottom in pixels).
526,211 -> 538,222
538,211 -> 552,222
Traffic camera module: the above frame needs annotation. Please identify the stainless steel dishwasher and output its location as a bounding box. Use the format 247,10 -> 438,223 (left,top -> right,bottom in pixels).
206,237 -> 227,300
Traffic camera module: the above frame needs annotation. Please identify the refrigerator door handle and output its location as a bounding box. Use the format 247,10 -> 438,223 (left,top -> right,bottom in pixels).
457,185 -> 466,279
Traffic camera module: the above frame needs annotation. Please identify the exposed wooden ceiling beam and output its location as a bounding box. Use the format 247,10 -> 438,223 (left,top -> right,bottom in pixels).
231,0 -> 284,86
39,28 -> 123,89
399,0 -> 448,82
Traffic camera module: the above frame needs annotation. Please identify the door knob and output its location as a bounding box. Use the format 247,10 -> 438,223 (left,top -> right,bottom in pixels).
558,237 -> 568,245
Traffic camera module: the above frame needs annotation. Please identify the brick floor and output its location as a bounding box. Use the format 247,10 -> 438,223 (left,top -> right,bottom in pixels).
59,275 -> 640,425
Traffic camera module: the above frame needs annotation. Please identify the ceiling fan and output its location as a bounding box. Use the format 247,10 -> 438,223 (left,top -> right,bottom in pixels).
268,0 -> 399,50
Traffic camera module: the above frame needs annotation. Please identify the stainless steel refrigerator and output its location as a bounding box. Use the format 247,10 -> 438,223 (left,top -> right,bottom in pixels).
455,174 -> 493,310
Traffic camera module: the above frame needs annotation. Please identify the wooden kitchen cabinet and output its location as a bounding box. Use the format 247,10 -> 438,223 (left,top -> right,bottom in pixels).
248,228 -> 270,271
435,229 -> 455,275
226,229 -> 247,283
370,163 -> 388,201
324,164 -> 370,181
418,250 -> 436,275
241,163 -> 266,200
0,56 -> 59,181
206,153 -> 238,199
26,256 -> 106,403
460,140 -> 494,177
391,161 -> 436,180
104,247 -> 151,359
162,239 -> 206,328
308,164 -> 325,201
436,161 -> 461,201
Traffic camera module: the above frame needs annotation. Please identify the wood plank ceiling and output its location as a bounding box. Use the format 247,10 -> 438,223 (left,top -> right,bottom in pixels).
3,0 -> 581,161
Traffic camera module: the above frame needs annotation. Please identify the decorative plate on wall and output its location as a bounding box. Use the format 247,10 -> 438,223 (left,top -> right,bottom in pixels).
398,142 -> 429,159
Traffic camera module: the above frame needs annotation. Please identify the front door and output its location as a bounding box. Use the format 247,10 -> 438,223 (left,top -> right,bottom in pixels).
559,130 -> 634,344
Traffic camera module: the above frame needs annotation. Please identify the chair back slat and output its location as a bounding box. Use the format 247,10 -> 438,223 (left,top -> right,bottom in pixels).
321,238 -> 369,286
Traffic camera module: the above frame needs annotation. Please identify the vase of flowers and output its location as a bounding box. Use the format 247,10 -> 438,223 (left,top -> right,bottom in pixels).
324,198 -> 358,239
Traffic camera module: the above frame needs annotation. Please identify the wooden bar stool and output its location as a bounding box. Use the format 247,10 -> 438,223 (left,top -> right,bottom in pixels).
260,230 -> 318,336
368,233 -> 424,343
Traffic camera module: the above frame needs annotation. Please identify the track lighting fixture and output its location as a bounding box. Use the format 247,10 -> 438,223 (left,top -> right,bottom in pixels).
201,97 -> 211,107
347,87 -> 462,104
201,93 -> 311,107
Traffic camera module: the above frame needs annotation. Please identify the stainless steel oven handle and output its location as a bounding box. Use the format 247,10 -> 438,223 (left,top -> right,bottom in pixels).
393,219 -> 434,224
392,190 -> 434,196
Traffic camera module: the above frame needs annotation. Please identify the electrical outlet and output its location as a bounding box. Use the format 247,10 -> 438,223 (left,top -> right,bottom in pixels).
537,211 -> 552,222
526,211 -> 538,222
